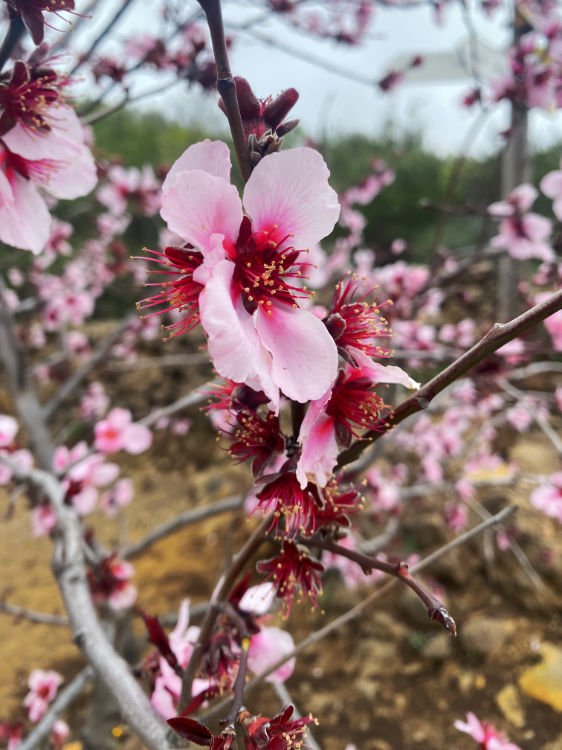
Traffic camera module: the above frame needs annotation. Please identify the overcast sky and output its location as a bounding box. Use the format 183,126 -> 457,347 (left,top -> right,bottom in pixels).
66,0 -> 562,157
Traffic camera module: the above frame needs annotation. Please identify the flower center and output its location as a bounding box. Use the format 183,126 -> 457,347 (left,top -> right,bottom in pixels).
232,216 -> 311,315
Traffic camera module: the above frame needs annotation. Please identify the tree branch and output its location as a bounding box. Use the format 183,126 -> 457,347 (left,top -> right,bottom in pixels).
0,600 -> 69,626
338,289 -> 562,467
178,515 -> 271,711
199,506 -> 517,722
122,494 -> 244,559
198,0 -> 252,182
0,458 -> 173,750
17,668 -> 93,750
43,314 -> 135,421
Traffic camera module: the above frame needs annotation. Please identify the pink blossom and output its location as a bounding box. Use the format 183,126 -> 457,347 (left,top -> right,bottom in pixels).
0,414 -> 18,447
531,473 -> 562,522
23,670 -> 63,722
454,712 -> 521,750
54,442 -> 120,515
89,555 -> 137,610
79,382 -> 109,420
100,478 -> 134,516
238,582 -> 276,615
489,184 -> 554,262
156,140 -> 340,410
94,408 -> 152,455
297,354 -> 417,489
150,600 -> 208,718
0,105 -> 97,254
31,503 -> 57,536
248,627 -> 295,683
540,162 -> 562,220
51,721 -> 69,749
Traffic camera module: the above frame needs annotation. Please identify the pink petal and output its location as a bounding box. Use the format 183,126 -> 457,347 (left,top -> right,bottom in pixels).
296,388 -> 338,489
541,170 -> 562,199
248,627 -> 295,683
40,144 -> 97,200
4,106 -> 86,161
0,173 -> 51,253
511,183 -> 537,211
161,170 -> 242,253
163,140 -> 232,191
296,410 -> 338,489
243,147 -> 340,249
123,423 -> 153,454
255,305 -> 339,402
199,259 -> 279,410
350,348 -> 420,389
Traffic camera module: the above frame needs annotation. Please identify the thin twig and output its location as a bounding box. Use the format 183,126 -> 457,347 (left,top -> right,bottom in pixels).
122,494 -> 244,559
198,0 -> 252,182
43,315 -> 135,420
0,458 -> 173,750
198,506 -> 516,722
140,381 -> 215,427
70,0 -> 138,74
17,668 -> 93,750
0,12 -> 25,73
338,289 -> 562,467
0,600 -> 69,626
179,515 -> 271,711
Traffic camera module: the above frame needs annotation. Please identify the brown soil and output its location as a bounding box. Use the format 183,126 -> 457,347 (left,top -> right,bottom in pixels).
1,333 -> 562,750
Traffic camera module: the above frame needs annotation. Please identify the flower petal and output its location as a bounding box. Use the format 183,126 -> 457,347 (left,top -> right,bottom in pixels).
254,305 -> 338,402
161,170 -> 242,253
0,173 -> 50,253
199,259 -> 279,410
243,147 -> 340,249
163,140 -> 232,191
349,348 -> 420,389
296,395 -> 338,489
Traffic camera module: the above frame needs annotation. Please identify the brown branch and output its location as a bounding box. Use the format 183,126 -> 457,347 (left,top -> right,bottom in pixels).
0,284 -> 54,469
309,535 -> 456,634
70,0 -> 139,74
178,515 -> 271,711
43,314 -> 135,421
0,12 -> 25,73
199,505 -> 517,722
0,600 -> 69,626
0,458 -> 173,750
198,0 -> 252,182
122,494 -> 245,559
338,289 -> 562,467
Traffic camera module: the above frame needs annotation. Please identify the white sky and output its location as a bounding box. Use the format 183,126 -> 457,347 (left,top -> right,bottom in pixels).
64,0 -> 562,157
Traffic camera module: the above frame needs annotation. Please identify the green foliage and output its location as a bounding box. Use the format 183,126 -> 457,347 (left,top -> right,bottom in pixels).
92,107 -> 213,168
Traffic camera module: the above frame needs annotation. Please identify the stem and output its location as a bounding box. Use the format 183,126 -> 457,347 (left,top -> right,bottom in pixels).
310,536 -> 456,634
224,603 -> 250,726
197,0 -> 252,182
178,515 -> 271,711
198,506 -> 516,723
0,13 -> 25,74
338,289 -> 562,468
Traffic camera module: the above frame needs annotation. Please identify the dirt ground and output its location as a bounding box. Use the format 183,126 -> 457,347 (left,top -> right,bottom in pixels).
1,333 -> 562,750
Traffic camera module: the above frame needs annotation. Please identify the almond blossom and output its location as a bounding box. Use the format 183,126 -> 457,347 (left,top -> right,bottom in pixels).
143,139 -> 340,410
454,712 -> 521,750
23,669 -> 63,722
530,472 -> 562,522
94,408 -> 152,455
488,184 -> 554,262
0,104 -> 97,254
540,160 -> 562,220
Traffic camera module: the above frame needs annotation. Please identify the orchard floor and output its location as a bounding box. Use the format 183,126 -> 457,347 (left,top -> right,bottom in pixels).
1,333 -> 562,750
